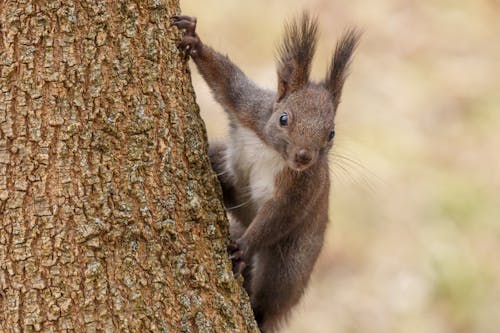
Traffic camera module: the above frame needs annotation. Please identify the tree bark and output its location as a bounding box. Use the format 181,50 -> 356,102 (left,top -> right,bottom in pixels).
0,0 -> 257,332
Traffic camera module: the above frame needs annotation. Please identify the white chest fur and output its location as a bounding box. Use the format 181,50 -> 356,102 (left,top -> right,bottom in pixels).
227,126 -> 287,209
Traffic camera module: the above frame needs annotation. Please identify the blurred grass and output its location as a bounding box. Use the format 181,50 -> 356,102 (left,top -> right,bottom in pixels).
181,0 -> 500,332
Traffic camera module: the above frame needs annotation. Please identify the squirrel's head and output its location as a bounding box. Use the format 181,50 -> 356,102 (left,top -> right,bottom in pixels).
266,12 -> 360,171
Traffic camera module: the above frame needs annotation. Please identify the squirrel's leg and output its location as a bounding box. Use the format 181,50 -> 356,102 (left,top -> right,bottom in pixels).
208,141 -> 257,228
251,244 -> 317,332
208,141 -> 238,208
171,15 -> 273,131
209,142 -> 254,281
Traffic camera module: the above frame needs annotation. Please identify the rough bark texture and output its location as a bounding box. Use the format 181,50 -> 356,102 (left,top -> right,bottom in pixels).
0,0 -> 257,332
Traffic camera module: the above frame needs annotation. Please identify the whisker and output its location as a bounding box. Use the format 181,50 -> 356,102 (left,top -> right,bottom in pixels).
333,152 -> 382,184
216,169 -> 230,177
227,197 -> 253,211
328,151 -> 379,195
329,161 -> 360,188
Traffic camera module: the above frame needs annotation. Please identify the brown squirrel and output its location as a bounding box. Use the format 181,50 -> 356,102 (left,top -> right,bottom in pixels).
172,12 -> 359,332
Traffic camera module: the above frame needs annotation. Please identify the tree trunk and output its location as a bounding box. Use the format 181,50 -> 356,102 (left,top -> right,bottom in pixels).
0,1 -> 257,332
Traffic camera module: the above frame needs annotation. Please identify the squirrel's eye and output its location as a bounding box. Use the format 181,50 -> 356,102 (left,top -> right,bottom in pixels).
329,129 -> 335,141
279,113 -> 288,127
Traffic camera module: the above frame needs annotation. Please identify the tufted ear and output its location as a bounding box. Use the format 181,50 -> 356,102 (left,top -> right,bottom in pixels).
324,29 -> 361,107
276,12 -> 318,102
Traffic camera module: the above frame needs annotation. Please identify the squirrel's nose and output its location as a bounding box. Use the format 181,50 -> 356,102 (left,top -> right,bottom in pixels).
295,149 -> 312,165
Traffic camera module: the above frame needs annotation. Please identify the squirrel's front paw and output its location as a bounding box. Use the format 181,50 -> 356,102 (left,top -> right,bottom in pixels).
170,15 -> 201,56
228,241 -> 248,277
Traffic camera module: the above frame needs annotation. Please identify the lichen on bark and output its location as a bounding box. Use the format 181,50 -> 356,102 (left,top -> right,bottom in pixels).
0,0 -> 257,332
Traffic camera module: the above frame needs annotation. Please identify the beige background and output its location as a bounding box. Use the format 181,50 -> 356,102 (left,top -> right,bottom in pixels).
181,1 -> 500,332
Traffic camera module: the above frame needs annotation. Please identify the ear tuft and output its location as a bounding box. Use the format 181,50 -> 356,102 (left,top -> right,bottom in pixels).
324,28 -> 361,106
276,11 -> 319,102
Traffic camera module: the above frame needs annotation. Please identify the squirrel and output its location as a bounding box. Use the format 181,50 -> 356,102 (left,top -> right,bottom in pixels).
171,12 -> 359,333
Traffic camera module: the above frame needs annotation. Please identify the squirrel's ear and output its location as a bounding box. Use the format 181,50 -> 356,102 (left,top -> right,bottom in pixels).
276,12 -> 318,102
324,29 -> 360,106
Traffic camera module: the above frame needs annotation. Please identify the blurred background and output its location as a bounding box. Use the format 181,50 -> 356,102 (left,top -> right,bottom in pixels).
181,1 -> 500,332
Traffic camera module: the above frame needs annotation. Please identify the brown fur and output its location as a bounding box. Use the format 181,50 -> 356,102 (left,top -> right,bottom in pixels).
172,13 -> 360,332
276,13 -> 318,101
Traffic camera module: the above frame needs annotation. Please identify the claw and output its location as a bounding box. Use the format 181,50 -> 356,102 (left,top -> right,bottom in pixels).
233,260 -> 247,277
170,14 -> 200,56
227,241 -> 239,253
171,19 -> 196,32
178,36 -> 199,48
227,240 -> 248,277
170,15 -> 197,31
171,15 -> 196,22
229,250 -> 243,260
